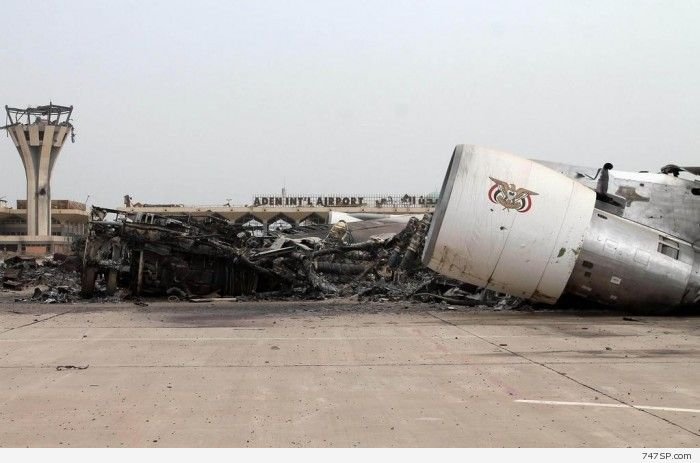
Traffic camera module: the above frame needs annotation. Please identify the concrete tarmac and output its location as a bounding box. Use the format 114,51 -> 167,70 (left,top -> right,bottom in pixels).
0,299 -> 698,447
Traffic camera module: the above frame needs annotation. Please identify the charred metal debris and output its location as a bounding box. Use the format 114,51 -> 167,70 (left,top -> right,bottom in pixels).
79,207 -> 521,307
0,254 -> 82,303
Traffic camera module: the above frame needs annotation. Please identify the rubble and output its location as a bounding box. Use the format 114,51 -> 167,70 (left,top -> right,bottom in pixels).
55,365 -> 89,371
0,206 -> 523,310
78,207 -> 523,309
1,254 -> 82,303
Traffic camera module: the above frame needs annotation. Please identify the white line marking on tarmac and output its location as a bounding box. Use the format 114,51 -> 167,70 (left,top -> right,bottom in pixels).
515,399 -> 700,414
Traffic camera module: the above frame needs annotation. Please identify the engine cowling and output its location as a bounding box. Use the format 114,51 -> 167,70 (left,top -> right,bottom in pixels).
422,144 -> 596,304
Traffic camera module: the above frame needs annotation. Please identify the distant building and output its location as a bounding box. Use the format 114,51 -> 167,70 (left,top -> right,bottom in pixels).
0,200 -> 88,255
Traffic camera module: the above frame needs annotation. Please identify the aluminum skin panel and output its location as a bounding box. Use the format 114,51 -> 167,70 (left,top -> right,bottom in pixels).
423,144 -> 596,303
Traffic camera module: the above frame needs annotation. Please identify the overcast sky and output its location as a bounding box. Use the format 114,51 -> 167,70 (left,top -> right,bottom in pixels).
1,0 -> 698,207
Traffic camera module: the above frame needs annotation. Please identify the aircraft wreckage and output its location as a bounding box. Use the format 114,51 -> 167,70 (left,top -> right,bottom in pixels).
79,208 -> 457,304
81,145 -> 699,310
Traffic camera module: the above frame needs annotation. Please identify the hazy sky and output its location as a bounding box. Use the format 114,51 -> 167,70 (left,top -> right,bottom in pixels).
1,1 -> 698,207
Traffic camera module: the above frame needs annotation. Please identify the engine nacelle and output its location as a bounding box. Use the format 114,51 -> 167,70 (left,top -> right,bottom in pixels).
423,145 -> 700,309
422,144 -> 596,304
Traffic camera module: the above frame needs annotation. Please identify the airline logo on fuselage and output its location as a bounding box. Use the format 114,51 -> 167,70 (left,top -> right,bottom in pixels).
488,177 -> 538,212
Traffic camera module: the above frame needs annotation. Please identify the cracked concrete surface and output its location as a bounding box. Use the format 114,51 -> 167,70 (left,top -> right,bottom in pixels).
0,300 -> 698,447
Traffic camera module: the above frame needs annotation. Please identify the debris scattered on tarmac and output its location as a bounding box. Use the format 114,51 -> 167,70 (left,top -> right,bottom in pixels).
1,254 -> 82,303
76,208 -> 522,309
1,208 -> 522,310
56,365 -> 89,371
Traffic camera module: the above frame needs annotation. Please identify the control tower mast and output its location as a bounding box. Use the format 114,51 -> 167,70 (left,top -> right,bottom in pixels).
3,104 -> 74,236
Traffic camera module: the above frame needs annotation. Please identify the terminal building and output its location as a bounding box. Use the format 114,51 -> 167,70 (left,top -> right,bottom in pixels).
121,193 -> 437,232
0,199 -> 88,254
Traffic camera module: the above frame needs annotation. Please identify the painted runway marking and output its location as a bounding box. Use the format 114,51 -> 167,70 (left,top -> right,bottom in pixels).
515,399 -> 700,414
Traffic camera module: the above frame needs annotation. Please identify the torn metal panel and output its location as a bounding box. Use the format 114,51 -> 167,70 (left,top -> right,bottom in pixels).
81,208 -> 260,298
77,206 -> 510,308
424,144 -> 700,311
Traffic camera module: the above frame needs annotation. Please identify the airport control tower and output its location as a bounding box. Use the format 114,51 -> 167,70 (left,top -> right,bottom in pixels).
3,104 -> 74,236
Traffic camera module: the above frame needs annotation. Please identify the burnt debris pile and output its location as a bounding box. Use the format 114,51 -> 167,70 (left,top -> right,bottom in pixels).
74,207 -> 520,308
0,254 -> 82,303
